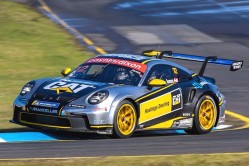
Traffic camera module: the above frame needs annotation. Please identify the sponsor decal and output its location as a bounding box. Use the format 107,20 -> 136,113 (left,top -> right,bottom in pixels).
230,61 -> 243,71
93,119 -> 107,124
93,107 -> 108,111
173,94 -> 181,105
182,113 -> 191,117
76,65 -> 89,72
172,118 -> 193,128
102,54 -> 148,61
29,106 -> 57,114
68,104 -> 86,109
172,67 -> 178,74
167,79 -> 174,84
173,78 -> 178,83
44,81 -> 95,93
32,100 -> 60,108
139,93 -> 172,123
131,69 -> 143,77
85,58 -> 147,73
145,101 -> 169,114
192,82 -> 203,89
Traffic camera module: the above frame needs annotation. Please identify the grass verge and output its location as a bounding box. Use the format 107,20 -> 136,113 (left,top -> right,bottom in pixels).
0,1 -> 94,129
0,153 -> 248,166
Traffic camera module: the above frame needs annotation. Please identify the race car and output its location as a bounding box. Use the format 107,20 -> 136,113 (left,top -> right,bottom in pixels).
10,50 -> 243,138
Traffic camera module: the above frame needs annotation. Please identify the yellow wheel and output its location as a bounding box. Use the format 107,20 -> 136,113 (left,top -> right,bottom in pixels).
198,99 -> 216,130
113,100 -> 137,138
185,95 -> 217,134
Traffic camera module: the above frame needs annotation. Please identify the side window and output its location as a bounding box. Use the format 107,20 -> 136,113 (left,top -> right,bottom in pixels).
174,68 -> 191,82
143,65 -> 173,85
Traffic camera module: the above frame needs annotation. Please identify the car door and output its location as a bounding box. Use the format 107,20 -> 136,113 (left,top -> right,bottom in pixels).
136,64 -> 183,129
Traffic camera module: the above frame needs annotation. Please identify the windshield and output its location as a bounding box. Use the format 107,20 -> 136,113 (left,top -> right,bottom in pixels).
68,59 -> 146,86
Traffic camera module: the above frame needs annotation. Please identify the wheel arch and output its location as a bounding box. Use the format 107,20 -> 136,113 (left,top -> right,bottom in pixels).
123,98 -> 140,119
108,95 -> 138,125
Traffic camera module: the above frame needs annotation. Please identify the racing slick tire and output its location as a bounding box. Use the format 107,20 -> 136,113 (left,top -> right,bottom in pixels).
112,100 -> 137,138
185,95 -> 217,135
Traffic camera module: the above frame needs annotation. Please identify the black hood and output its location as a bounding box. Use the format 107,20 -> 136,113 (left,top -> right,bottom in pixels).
35,78 -> 111,97
27,78 -> 112,115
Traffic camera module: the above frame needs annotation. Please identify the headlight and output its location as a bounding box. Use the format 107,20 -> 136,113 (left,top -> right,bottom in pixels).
88,90 -> 109,104
20,81 -> 35,96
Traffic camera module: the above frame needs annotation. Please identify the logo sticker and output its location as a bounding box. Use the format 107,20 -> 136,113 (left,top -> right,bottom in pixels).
86,58 -> 147,72
32,100 -> 60,108
173,94 -> 181,105
172,68 -> 178,74
44,81 -> 95,93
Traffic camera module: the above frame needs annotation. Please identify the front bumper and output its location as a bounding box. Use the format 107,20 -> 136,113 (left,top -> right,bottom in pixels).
11,106 -> 113,134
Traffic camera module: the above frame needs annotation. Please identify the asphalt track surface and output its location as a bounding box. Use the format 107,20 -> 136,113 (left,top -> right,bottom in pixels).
0,0 -> 248,159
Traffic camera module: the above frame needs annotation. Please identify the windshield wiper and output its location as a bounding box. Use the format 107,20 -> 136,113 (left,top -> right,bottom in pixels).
90,63 -> 111,80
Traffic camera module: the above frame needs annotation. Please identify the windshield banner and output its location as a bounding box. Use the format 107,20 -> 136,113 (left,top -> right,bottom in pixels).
86,58 -> 147,72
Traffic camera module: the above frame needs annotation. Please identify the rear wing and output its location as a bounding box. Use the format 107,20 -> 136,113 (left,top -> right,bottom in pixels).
141,50 -> 243,76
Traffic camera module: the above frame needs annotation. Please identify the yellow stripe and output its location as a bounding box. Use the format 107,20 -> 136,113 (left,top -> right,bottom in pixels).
90,125 -> 113,128
83,36 -> 94,45
141,60 -> 151,64
225,110 -> 249,130
219,100 -> 223,106
135,84 -> 173,102
95,47 -> 107,54
192,73 -> 197,77
20,120 -> 71,129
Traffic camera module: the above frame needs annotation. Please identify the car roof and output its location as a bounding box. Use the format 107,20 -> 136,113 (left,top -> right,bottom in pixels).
97,54 -> 194,75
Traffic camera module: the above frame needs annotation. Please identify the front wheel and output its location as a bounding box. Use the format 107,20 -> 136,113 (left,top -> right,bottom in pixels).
185,95 -> 217,135
112,100 -> 137,138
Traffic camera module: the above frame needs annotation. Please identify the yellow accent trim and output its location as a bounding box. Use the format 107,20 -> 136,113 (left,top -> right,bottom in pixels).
31,100 -> 38,105
58,107 -> 64,116
192,73 -> 197,77
20,113 -> 71,129
172,67 -> 178,74
225,110 -> 249,130
219,100 -> 223,106
143,50 -> 161,57
148,79 -> 167,87
95,47 -> 107,54
50,87 -> 73,94
145,117 -> 184,129
90,125 -> 113,128
141,60 -> 151,64
61,67 -> 71,76
135,84 -> 173,102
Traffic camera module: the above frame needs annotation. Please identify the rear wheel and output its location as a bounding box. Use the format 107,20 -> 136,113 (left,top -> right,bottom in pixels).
112,100 -> 137,138
185,95 -> 217,134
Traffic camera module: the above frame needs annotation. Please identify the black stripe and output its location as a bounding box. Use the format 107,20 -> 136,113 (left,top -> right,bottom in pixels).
140,111 -> 177,128
136,85 -> 176,104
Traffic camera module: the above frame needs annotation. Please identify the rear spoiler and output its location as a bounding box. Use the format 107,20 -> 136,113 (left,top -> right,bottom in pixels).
141,50 -> 243,76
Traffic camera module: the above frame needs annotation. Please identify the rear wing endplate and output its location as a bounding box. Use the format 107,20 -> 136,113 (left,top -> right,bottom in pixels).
141,50 -> 243,76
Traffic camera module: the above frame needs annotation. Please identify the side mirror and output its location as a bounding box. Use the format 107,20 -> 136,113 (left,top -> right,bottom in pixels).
61,68 -> 71,77
147,79 -> 166,90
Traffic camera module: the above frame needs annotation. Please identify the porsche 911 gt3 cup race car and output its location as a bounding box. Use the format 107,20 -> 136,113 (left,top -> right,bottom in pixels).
10,50 -> 243,138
